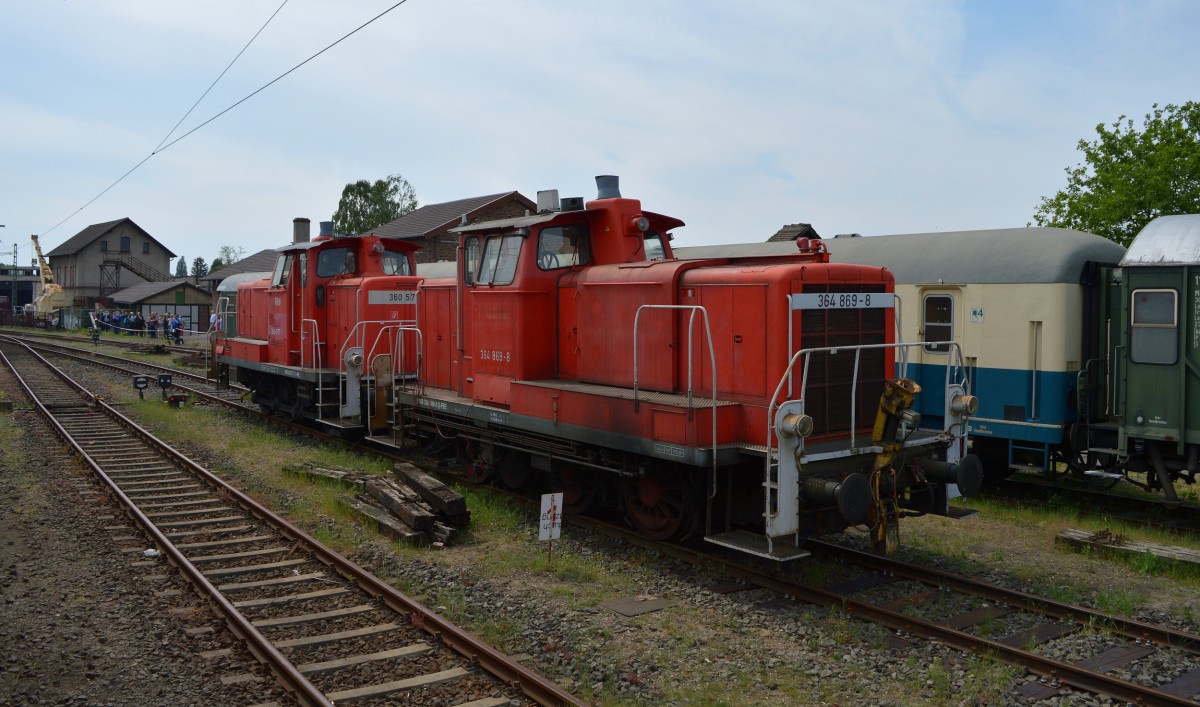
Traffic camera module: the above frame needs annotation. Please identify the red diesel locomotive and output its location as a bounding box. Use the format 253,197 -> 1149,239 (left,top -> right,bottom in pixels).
214,176 -> 981,559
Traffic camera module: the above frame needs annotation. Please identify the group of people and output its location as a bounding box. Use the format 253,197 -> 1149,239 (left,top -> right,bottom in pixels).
94,310 -> 185,344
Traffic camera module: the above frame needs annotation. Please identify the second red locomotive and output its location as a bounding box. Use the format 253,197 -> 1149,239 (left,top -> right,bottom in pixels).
215,176 -> 981,559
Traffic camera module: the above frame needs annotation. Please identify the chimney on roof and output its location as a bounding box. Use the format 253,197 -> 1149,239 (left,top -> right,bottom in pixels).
293,217 -> 311,244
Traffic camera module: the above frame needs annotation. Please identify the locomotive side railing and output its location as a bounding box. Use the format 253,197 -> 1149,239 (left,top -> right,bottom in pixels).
763,341 -> 970,547
362,324 -> 423,427
206,295 -> 237,384
335,319 -> 419,420
632,304 -> 719,509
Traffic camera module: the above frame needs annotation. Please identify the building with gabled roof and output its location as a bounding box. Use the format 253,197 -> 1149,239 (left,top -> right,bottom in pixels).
766,223 -> 821,242
46,217 -> 177,306
368,191 -> 536,263
108,279 -> 211,335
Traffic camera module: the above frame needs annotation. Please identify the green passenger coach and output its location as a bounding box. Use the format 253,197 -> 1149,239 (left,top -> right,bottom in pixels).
1083,214 -> 1200,501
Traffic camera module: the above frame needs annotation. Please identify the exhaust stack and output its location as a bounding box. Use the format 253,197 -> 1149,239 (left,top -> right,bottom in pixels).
292,217 -> 311,244
595,175 -> 621,199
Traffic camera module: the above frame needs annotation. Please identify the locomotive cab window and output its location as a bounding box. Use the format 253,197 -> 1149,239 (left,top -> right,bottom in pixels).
476,235 -> 522,286
271,254 -> 293,288
463,237 -> 480,286
382,249 -> 411,276
1130,289 -> 1178,365
316,247 -> 356,278
922,294 -> 953,353
644,232 -> 666,261
536,224 -> 590,270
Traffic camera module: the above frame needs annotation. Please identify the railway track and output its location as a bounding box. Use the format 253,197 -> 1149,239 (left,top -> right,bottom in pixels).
13,329 -> 1200,703
990,473 -> 1200,538
0,337 -> 578,706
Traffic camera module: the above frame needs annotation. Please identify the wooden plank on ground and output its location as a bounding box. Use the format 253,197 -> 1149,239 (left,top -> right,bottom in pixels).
1056,528 -> 1200,567
340,497 -> 424,544
393,462 -> 468,521
364,478 -> 436,530
282,463 -> 369,491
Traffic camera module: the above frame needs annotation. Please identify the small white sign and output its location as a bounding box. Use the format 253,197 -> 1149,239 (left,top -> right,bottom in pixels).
539,492 -> 563,541
971,307 -> 984,323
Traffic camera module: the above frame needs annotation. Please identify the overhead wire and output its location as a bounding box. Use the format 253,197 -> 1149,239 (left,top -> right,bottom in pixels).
41,0 -> 410,238
153,0 -> 290,154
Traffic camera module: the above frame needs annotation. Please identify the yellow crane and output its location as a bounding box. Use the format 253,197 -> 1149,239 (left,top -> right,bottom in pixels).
31,234 -> 69,315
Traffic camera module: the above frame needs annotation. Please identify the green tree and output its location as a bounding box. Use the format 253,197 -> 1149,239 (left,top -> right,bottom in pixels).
174,256 -> 187,277
191,257 -> 209,281
332,174 -> 418,235
210,257 -> 225,272
1033,102 -> 1200,246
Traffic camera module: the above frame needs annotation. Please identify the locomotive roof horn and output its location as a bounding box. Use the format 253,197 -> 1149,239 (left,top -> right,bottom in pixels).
596,175 -> 621,199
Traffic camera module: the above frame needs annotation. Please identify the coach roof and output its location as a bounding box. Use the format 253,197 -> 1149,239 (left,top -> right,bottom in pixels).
676,227 -> 1127,285
1121,214 -> 1200,266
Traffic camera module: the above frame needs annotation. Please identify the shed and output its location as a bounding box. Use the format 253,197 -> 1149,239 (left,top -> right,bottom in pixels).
108,280 -> 212,335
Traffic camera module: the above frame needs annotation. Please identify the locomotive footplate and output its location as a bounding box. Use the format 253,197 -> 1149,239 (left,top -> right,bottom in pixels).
392,386 -> 747,467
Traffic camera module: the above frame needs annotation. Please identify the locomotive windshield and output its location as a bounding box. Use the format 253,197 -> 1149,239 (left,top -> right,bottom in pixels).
382,249 -> 411,276
316,247 -> 357,277
537,224 -> 590,270
477,235 -> 522,286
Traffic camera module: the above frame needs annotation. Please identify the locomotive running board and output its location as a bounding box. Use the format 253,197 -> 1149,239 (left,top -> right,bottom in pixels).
705,530 -> 811,561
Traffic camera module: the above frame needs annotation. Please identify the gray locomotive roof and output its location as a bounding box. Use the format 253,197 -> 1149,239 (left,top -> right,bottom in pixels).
1121,215 -> 1200,265
675,227 -> 1126,284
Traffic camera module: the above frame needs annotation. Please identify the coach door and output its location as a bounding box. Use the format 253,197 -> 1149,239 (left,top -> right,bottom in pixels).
914,288 -> 960,424
1122,271 -> 1184,445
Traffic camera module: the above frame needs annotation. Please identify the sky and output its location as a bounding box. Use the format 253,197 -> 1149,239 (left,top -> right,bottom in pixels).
2,0 -> 1198,269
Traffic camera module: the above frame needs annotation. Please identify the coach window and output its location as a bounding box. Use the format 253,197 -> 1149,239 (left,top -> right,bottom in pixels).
1130,289 -> 1178,365
923,294 -> 953,353
537,224 -> 590,270
382,249 -> 411,276
477,235 -> 522,286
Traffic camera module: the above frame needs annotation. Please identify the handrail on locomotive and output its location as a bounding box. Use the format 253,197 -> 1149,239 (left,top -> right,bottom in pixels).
631,303 -> 719,501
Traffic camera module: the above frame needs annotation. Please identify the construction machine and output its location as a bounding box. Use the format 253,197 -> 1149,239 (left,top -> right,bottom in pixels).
31,235 -> 70,315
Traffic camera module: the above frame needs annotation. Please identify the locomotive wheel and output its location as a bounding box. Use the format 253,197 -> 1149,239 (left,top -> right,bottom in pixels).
497,454 -> 531,490
622,467 -> 689,540
456,438 -> 493,483
548,465 -> 597,515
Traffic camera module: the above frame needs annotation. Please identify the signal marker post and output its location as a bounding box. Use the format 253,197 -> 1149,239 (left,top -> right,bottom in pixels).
539,492 -> 563,568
